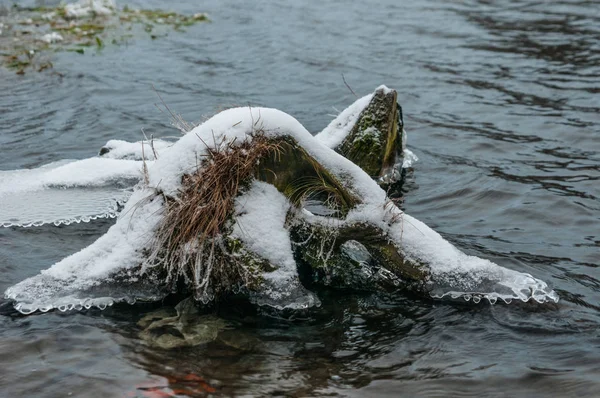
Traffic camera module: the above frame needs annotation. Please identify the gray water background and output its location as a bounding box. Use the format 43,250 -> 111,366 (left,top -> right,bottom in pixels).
0,0 -> 599,396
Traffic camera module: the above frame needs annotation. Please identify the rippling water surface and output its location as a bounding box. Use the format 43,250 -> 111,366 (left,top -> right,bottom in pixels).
1,0 -> 599,396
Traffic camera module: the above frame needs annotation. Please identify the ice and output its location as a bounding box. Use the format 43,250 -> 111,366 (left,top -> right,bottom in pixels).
402,148 -> 419,168
0,158 -> 142,228
0,186 -> 127,228
386,211 -> 559,304
4,188 -> 168,313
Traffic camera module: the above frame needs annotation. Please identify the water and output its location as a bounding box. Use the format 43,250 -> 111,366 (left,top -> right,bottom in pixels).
1,0 -> 599,396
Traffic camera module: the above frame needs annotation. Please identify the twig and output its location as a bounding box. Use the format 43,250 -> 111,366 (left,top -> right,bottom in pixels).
140,131 -> 149,185
342,73 -> 358,98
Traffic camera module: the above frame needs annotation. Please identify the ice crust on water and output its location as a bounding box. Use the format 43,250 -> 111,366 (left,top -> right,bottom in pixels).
4,188 -> 167,313
0,158 -> 143,228
0,138 -> 172,228
4,90 -> 558,313
0,187 -> 128,228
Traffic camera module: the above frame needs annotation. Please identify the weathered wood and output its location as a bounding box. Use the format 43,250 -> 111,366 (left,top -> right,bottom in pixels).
337,88 -> 404,178
289,219 -> 428,292
255,137 -> 361,217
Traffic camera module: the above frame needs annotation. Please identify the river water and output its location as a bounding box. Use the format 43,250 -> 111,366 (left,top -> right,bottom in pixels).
1,0 -> 599,396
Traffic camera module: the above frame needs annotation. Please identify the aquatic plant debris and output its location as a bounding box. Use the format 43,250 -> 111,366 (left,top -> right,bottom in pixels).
0,0 -> 209,74
3,87 -> 559,314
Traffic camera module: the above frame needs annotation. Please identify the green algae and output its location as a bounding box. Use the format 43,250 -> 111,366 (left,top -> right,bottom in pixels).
1,4 -> 209,74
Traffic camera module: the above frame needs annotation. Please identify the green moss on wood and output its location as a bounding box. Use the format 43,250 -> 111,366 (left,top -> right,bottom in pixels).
338,88 -> 403,178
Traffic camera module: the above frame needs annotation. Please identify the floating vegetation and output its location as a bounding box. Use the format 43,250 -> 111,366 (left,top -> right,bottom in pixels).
0,0 -> 209,74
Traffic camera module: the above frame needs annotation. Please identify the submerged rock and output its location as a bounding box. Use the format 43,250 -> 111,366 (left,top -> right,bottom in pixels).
138,298 -> 227,349
138,297 -> 260,350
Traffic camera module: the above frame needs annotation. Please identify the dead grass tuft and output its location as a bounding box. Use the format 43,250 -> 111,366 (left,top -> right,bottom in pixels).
147,133 -> 283,301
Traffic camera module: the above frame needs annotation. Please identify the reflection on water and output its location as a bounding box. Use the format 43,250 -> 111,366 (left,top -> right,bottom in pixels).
1,0 -> 599,396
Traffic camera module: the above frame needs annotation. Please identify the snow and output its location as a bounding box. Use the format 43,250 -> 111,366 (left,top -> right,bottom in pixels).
0,158 -> 143,194
232,181 -> 296,279
315,93 -> 373,149
149,105 -> 556,305
40,32 -> 63,43
99,139 -> 173,161
64,0 -> 116,19
385,211 -> 558,303
232,181 -> 318,309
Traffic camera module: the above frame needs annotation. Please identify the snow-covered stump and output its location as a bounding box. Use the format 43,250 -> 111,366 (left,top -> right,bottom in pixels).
4,88 -> 559,314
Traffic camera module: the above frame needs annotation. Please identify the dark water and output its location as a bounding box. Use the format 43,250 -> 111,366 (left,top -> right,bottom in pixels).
1,0 -> 599,396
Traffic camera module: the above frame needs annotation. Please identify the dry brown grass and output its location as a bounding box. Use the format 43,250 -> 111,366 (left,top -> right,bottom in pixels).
147,133 -> 284,301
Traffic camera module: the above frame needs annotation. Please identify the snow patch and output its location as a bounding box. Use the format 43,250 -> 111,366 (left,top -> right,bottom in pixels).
0,158 -> 143,194
40,32 -> 63,43
99,139 -> 173,161
232,181 -> 318,309
315,93 -> 373,149
64,0 -> 116,19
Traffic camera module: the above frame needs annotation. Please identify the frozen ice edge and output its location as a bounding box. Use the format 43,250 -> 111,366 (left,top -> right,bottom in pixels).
1,199 -> 125,228
14,296 -> 129,315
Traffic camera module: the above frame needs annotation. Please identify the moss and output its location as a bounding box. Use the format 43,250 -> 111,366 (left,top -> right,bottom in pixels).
337,88 -> 403,178
225,237 -> 276,274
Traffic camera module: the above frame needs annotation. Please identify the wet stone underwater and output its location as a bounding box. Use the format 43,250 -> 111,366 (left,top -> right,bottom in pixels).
1,0 -> 599,396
